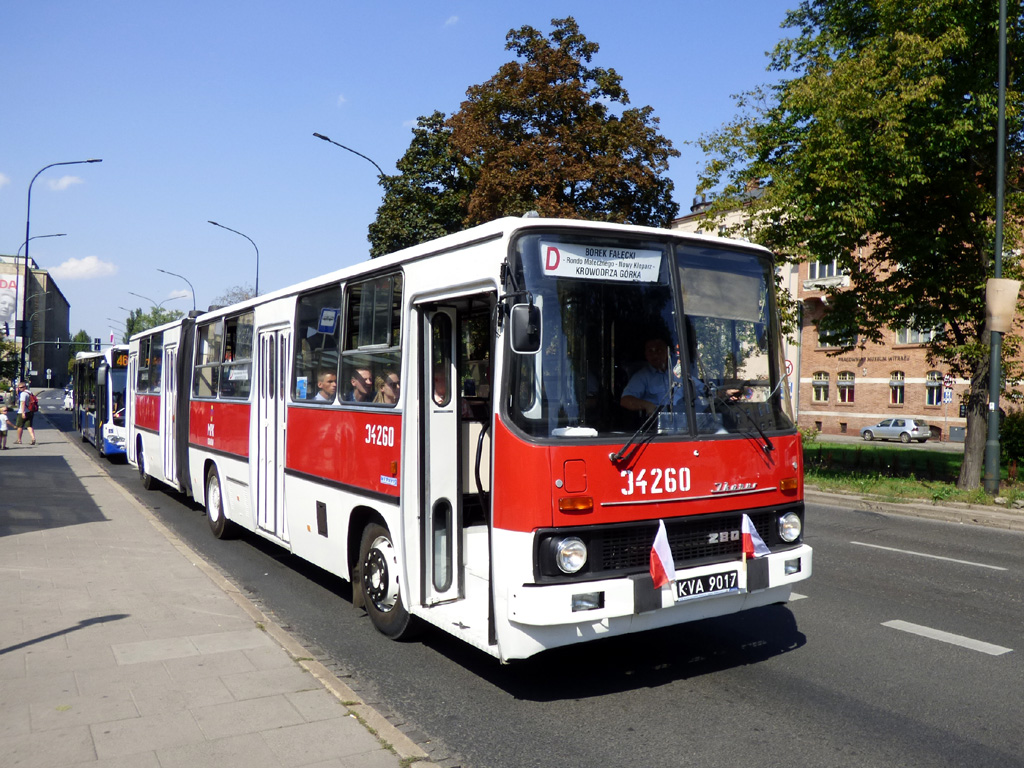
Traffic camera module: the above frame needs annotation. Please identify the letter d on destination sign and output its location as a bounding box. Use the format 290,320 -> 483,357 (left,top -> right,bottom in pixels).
545,246 -> 560,271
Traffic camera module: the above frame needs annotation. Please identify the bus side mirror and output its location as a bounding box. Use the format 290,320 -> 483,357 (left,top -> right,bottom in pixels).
510,304 -> 541,354
97,367 -> 107,387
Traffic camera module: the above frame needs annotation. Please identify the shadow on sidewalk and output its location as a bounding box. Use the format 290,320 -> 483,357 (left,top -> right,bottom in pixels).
0,453 -> 108,536
0,614 -> 130,655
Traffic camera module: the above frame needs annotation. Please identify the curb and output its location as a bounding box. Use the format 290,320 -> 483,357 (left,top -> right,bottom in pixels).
805,487 -> 1024,531
46,416 -> 440,768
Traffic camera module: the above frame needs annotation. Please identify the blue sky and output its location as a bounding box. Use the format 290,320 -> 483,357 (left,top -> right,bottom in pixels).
1,1 -> 795,341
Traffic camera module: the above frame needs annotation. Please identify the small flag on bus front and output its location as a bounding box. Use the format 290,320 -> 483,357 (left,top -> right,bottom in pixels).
741,514 -> 771,558
650,519 -> 676,589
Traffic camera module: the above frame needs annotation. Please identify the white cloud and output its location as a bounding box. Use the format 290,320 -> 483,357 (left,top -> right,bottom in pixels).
168,289 -> 191,301
445,15 -> 458,26
47,175 -> 84,192
337,94 -> 347,106
0,173 -> 9,189
50,255 -> 118,280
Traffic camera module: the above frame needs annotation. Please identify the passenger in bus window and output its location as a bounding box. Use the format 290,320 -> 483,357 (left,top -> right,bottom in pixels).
315,370 -> 337,402
373,370 -> 400,405
343,367 -> 373,403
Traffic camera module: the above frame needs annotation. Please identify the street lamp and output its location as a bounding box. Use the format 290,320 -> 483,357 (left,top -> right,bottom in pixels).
21,158 -> 102,383
984,0 -> 1016,495
18,233 -> 66,257
128,291 -> 184,310
208,221 -> 259,297
312,132 -> 385,177
156,268 -> 196,312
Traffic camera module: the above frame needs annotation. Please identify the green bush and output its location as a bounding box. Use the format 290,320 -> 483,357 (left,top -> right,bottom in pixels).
798,425 -> 819,447
1001,408 -> 1024,463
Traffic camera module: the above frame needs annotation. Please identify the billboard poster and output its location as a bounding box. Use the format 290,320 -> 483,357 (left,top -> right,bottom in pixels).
0,269 -> 20,343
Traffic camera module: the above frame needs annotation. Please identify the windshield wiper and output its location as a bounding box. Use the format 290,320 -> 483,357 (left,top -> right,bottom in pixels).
710,387 -> 775,455
609,401 -> 666,465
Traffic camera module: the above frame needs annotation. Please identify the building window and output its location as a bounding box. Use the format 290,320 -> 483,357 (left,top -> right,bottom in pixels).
808,258 -> 840,280
812,371 -> 829,402
817,327 -> 857,349
897,325 -> 939,345
926,370 -> 942,406
890,370 -> 905,405
838,370 -> 855,403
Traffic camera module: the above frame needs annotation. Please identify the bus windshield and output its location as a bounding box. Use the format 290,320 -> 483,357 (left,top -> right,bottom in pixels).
507,232 -> 794,440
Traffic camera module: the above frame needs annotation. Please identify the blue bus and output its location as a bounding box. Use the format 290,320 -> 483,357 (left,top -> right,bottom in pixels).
73,346 -> 129,458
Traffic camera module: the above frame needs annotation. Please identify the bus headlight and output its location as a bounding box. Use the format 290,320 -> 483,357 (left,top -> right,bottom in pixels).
778,512 -> 802,543
555,537 -> 588,574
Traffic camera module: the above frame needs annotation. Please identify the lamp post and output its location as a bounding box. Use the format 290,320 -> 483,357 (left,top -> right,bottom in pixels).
20,159 -> 101,383
128,291 -> 183,310
984,0 -> 1011,495
17,233 -> 66,257
156,268 -> 196,312
208,221 -> 259,296
312,132 -> 385,177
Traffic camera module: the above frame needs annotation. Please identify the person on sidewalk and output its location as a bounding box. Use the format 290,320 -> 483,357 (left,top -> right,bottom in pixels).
0,404 -> 9,449
16,382 -> 36,446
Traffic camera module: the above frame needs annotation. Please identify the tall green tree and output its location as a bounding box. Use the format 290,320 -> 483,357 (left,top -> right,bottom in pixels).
368,112 -> 471,257
697,0 -> 1024,489
368,17 -> 679,256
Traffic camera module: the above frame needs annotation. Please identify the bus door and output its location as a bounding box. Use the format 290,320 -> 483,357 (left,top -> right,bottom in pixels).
256,327 -> 290,542
162,343 -> 178,482
420,305 -> 462,605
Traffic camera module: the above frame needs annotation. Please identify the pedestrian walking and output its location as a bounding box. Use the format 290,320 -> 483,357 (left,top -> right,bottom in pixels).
16,382 -> 36,446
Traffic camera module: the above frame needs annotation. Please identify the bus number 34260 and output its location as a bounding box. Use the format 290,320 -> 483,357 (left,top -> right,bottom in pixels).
620,467 -> 691,496
365,424 -> 395,447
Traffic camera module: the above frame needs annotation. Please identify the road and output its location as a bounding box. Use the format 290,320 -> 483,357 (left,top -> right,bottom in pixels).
42,390 -> 1024,768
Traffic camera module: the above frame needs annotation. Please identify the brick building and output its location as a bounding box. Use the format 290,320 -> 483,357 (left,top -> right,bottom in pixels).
672,198 -> 967,442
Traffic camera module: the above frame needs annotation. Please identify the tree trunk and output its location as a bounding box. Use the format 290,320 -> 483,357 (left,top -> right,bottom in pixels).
957,360 -> 991,490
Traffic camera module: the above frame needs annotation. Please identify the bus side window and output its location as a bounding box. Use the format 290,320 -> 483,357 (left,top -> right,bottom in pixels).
340,273 -> 403,407
193,322 -> 221,398
137,337 -> 151,393
220,312 -> 254,399
292,285 -> 342,403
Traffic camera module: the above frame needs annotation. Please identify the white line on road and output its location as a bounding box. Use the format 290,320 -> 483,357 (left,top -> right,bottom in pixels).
850,541 -> 1007,571
882,620 -> 1013,656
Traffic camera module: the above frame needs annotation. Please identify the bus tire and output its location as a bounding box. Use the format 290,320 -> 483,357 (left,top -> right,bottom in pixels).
358,522 -> 417,640
138,443 -> 155,490
205,466 -> 232,539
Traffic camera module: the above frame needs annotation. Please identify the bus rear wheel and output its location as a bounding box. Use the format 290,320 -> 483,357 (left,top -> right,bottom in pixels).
205,466 -> 232,539
138,442 -> 155,490
358,522 -> 417,640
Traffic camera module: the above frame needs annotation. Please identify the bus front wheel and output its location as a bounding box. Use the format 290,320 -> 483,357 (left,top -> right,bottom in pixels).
205,466 -> 232,539
358,522 -> 417,640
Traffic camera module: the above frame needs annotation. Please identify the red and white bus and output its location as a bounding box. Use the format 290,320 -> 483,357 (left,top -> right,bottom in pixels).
127,216 -> 811,662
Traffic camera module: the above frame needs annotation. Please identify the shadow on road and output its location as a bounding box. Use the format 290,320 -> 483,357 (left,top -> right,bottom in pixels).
421,603 -> 806,700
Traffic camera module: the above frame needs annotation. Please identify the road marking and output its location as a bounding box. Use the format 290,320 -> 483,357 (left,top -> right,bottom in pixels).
789,592 -> 808,601
850,541 -> 1007,571
882,620 -> 1013,656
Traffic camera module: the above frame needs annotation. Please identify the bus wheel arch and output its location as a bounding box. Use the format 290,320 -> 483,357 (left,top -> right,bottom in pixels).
355,516 -> 418,640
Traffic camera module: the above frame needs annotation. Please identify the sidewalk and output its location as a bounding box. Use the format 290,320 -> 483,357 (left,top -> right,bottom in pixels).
0,418 -> 439,768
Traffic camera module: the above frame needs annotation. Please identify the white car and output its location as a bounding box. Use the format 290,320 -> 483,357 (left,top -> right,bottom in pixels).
860,418 -> 931,443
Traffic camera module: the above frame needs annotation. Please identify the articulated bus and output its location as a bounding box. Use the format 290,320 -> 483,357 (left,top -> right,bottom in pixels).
127,217 -> 811,662
73,346 -> 129,459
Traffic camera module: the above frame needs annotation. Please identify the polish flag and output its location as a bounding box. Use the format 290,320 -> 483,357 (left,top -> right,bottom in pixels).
109,329 -> 114,344
742,514 -> 771,559
650,519 -> 676,589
